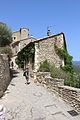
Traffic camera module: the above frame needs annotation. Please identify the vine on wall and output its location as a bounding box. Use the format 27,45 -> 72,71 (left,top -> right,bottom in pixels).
15,43 -> 34,68
54,45 -> 73,73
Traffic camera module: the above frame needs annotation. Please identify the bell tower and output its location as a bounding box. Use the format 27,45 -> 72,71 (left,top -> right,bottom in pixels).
47,26 -> 52,36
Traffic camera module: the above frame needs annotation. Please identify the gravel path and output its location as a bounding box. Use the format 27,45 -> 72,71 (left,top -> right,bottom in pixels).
0,69 -> 80,120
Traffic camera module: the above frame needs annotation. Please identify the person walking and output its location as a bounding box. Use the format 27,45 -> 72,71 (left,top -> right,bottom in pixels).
23,67 -> 30,84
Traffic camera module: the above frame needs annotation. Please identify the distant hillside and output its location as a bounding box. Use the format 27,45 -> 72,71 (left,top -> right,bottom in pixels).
72,61 -> 80,65
72,61 -> 80,73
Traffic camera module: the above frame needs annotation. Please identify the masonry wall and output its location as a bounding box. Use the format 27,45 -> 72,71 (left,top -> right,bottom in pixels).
34,33 -> 64,71
20,37 -> 36,51
11,37 -> 37,56
36,72 -> 80,113
12,28 -> 29,42
12,31 -> 21,42
0,54 -> 11,97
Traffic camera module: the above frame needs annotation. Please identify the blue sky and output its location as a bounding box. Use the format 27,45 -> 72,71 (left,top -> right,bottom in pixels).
0,0 -> 80,61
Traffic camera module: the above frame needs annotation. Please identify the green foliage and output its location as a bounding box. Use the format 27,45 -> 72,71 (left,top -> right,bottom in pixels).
15,58 -> 24,68
54,45 -> 73,73
0,23 -> 12,47
0,46 -> 13,57
39,60 -> 70,79
64,73 -> 80,88
50,65 -> 69,79
54,45 -> 66,58
16,43 -> 34,68
39,60 -> 50,72
39,60 -> 80,88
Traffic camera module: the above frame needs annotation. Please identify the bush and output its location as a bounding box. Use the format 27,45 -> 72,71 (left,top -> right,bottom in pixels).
39,60 -> 51,72
50,65 -> 70,79
39,60 -> 69,79
64,73 -> 80,88
39,60 -> 80,88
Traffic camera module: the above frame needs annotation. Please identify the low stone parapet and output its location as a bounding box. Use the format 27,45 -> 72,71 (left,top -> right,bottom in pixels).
36,72 -> 51,83
36,72 -> 80,113
36,72 -> 64,86
58,86 -> 80,112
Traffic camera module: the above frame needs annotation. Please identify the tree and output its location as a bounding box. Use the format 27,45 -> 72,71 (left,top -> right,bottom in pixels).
0,46 -> 13,57
0,22 -> 12,47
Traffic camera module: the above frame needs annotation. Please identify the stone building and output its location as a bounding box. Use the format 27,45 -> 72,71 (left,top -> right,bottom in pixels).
11,28 -> 37,67
11,28 -> 37,56
11,28 -> 67,71
34,32 -> 66,71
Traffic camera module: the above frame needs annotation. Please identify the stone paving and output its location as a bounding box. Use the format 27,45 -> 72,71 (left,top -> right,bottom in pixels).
0,69 -> 80,120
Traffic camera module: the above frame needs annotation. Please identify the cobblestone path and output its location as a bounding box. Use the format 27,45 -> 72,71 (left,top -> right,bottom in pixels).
0,69 -> 80,120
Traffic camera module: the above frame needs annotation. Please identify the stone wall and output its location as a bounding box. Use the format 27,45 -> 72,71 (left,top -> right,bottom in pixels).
0,54 -> 11,97
34,33 -> 65,71
20,37 -> 36,51
36,72 -> 80,113
58,86 -> 80,113
11,37 -> 37,56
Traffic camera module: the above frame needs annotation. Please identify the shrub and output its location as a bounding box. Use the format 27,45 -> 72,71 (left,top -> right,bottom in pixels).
39,60 -> 50,72
39,60 -> 80,88
39,60 -> 69,79
50,65 -> 70,79
64,73 -> 80,88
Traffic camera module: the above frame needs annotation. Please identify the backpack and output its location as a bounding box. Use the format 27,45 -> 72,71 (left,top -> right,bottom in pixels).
23,71 -> 28,76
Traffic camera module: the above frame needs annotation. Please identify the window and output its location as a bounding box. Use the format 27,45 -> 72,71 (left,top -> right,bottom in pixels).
14,37 -> 16,40
13,37 -> 16,40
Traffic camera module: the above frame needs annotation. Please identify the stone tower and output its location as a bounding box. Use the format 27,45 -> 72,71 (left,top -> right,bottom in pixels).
12,28 -> 29,42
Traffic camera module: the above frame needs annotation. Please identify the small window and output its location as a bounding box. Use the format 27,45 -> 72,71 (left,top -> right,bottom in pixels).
12,37 -> 16,40
14,37 -> 16,40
